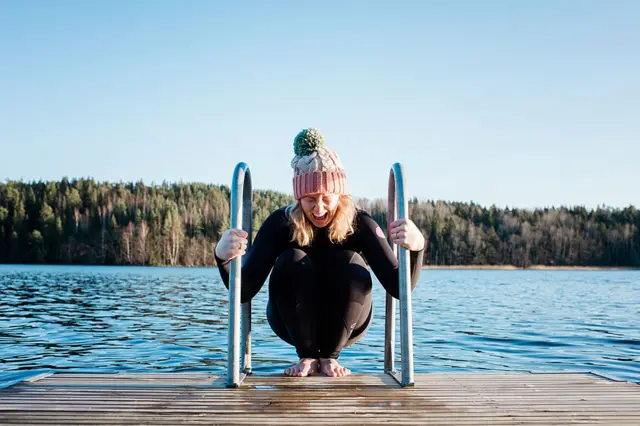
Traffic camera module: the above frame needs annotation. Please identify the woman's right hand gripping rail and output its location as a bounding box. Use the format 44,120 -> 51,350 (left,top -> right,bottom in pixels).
214,229 -> 249,262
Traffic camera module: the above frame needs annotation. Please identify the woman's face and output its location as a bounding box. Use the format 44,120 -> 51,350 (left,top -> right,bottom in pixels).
300,193 -> 340,228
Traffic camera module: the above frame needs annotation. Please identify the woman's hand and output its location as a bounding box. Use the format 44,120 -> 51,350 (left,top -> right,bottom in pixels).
389,218 -> 425,251
214,229 -> 249,261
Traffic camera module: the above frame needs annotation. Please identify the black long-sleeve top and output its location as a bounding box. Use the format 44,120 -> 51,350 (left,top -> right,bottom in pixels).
215,207 -> 425,303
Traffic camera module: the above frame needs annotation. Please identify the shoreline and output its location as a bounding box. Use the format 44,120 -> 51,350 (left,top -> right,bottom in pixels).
421,265 -> 639,271
1,263 -> 637,271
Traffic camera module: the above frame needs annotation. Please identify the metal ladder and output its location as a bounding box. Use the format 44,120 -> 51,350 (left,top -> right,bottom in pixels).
225,162 -> 414,388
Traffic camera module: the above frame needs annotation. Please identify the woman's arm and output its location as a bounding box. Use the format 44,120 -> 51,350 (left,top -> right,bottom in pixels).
357,211 -> 425,299
215,208 -> 289,303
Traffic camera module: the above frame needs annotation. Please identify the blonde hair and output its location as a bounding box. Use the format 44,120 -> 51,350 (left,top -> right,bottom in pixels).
286,195 -> 357,247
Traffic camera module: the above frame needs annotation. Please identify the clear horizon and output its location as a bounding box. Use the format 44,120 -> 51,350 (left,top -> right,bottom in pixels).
1,1 -> 639,210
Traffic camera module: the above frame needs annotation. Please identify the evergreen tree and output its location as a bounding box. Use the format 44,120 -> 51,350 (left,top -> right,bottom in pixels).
0,179 -> 638,267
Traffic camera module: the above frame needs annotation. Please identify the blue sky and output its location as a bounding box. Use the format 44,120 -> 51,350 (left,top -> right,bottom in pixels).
1,0 -> 638,209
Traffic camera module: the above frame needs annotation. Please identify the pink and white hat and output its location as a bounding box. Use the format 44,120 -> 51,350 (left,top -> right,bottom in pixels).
291,128 -> 348,200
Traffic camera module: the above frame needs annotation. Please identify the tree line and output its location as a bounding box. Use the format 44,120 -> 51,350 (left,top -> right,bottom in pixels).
1,179 -> 638,267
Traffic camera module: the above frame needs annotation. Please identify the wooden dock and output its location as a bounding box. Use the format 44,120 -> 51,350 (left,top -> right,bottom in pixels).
1,372 -> 638,425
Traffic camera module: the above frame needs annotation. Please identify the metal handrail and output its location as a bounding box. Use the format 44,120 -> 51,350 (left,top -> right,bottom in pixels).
225,161 -> 413,387
227,162 -> 253,388
384,162 -> 415,387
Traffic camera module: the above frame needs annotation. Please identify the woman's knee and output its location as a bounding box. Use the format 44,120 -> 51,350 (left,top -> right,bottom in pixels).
273,248 -> 313,274
331,249 -> 366,267
270,248 -> 315,293
331,250 -> 372,295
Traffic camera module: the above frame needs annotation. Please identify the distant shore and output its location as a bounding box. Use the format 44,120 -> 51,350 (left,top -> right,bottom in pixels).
0,263 -> 638,271
421,265 -> 639,271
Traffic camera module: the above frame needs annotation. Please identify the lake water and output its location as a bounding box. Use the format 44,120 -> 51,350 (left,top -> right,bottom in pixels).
1,265 -> 638,384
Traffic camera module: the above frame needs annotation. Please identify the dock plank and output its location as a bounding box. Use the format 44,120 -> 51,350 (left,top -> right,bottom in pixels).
0,373 -> 638,425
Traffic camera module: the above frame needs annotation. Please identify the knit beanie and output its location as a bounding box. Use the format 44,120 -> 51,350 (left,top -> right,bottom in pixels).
291,128 -> 348,200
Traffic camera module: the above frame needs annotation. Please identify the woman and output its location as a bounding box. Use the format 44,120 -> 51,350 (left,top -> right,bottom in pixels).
215,128 -> 425,378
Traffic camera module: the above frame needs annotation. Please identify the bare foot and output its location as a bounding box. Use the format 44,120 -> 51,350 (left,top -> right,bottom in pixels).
284,358 -> 319,377
319,358 -> 350,377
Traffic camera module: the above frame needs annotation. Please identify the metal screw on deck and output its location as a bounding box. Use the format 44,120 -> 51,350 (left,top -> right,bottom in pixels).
227,162 -> 253,388
226,161 -> 414,387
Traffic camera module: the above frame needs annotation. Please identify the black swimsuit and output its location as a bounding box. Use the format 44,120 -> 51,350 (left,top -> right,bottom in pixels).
216,207 -> 424,359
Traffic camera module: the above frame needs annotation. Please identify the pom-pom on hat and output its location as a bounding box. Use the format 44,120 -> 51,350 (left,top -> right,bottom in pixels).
291,128 -> 348,200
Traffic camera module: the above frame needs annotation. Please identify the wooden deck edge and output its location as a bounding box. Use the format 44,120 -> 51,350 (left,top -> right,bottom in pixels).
526,369 -> 639,385
586,370 -> 639,384
2,370 -> 638,389
0,371 -> 54,390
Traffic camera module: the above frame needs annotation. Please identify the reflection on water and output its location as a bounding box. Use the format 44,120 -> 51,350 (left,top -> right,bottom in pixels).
1,265 -> 638,383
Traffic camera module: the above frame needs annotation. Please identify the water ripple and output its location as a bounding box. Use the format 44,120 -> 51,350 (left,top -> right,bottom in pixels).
0,265 -> 638,383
